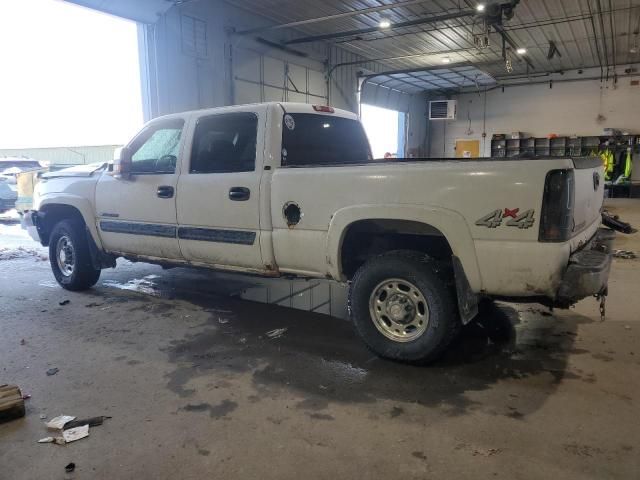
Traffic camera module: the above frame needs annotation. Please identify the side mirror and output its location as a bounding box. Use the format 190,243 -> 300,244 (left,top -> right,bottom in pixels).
113,146 -> 133,180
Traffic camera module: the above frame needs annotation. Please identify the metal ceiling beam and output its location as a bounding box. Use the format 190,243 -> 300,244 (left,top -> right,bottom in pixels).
596,0 -> 611,79
587,0 -> 604,80
285,10 -> 475,45
234,0 -> 434,35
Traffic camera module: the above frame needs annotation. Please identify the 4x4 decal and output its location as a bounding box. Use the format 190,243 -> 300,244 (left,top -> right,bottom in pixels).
475,208 -> 535,229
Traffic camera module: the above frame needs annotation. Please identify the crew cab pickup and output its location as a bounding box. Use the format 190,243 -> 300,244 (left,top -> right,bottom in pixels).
24,102 -> 616,363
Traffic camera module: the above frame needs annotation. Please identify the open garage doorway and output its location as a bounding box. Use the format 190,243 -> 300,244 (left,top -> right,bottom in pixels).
360,104 -> 406,159
0,0 -> 143,152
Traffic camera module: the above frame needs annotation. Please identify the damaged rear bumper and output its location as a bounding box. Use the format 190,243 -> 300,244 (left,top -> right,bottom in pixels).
556,228 -> 615,305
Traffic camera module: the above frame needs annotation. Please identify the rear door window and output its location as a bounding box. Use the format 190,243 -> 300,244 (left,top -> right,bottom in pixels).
190,113 -> 258,174
281,114 -> 372,167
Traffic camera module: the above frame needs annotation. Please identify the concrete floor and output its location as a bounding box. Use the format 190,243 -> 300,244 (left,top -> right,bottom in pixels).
0,200 -> 639,479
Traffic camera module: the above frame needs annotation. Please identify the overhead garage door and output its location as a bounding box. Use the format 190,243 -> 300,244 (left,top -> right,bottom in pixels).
232,47 -> 328,106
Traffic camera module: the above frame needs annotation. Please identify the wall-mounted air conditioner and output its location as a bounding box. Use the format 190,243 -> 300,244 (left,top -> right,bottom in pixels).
429,100 -> 457,120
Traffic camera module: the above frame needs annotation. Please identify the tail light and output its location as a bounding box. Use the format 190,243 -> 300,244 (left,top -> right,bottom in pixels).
539,169 -> 575,242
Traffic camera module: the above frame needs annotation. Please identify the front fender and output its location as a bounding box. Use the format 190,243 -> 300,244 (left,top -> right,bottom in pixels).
326,204 -> 482,291
38,193 -> 103,249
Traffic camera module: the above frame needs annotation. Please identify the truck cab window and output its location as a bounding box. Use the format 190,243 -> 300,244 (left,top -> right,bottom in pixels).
281,114 -> 372,167
130,119 -> 184,174
190,113 -> 258,174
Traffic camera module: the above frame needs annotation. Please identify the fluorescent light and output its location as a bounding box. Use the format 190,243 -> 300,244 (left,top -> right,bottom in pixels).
379,19 -> 391,28
442,57 -> 451,64
322,123 -> 331,128
476,4 -> 486,12
516,47 -> 527,55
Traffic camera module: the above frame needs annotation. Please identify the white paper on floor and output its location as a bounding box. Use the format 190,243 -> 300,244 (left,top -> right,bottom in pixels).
62,425 -> 89,443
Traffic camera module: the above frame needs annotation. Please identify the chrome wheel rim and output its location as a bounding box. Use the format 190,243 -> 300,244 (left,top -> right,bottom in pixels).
369,278 -> 429,342
56,235 -> 75,277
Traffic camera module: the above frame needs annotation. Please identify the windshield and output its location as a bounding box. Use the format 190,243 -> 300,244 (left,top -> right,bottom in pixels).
281,113 -> 372,167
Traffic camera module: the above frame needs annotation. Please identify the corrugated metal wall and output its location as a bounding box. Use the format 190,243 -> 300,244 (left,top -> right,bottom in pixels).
138,0 -> 406,118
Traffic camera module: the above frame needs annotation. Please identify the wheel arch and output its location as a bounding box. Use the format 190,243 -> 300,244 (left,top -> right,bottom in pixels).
37,195 -> 102,249
327,205 -> 482,291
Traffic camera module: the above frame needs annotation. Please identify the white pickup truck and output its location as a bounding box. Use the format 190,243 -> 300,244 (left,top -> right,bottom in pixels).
24,102 -> 619,363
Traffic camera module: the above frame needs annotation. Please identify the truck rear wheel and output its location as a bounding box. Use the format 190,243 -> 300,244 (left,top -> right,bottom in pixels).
349,251 -> 460,364
49,219 -> 101,291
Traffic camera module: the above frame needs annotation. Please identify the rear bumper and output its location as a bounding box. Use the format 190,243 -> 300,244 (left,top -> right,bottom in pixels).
556,228 -> 615,305
21,210 -> 43,243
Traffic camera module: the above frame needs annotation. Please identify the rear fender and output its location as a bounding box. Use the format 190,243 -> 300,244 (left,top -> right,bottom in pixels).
326,204 -> 482,291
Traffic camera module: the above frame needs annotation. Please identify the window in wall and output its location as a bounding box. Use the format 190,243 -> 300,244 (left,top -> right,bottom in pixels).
181,15 -> 207,58
130,119 -> 184,174
190,113 -> 258,173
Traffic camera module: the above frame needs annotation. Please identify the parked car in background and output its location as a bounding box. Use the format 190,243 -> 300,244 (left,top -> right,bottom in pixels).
0,158 -> 45,214
0,175 -> 18,213
0,158 -> 43,173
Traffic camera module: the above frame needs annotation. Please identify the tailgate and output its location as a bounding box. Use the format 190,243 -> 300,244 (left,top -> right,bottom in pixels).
572,157 -> 605,237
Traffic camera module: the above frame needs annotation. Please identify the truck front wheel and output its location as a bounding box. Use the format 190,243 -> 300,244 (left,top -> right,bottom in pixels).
49,219 -> 101,291
349,251 -> 460,364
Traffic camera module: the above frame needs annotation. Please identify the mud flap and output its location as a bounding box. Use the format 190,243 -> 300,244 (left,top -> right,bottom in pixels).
452,255 -> 479,325
86,226 -> 116,270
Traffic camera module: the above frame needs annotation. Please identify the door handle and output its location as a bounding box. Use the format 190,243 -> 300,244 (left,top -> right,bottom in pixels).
157,185 -> 174,198
229,187 -> 250,201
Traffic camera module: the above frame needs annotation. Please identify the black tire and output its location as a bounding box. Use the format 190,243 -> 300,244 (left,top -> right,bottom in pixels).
49,218 -> 101,291
349,251 -> 460,364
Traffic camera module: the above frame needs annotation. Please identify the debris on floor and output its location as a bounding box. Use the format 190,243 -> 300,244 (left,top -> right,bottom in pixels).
62,425 -> 89,443
65,463 -> 76,473
59,300 -> 70,306
46,367 -> 59,376
0,384 -> 26,423
46,415 -> 76,430
613,250 -> 637,259
39,413 -> 110,445
472,448 -> 502,457
265,328 -> 288,339
63,416 -> 110,429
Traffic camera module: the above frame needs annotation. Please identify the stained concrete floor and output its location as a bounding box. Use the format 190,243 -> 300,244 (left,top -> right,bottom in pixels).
0,200 -> 639,479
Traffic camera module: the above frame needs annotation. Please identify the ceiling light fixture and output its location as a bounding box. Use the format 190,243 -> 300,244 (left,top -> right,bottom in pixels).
516,47 -> 527,55
476,4 -> 486,12
379,19 -> 391,28
442,57 -> 451,64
